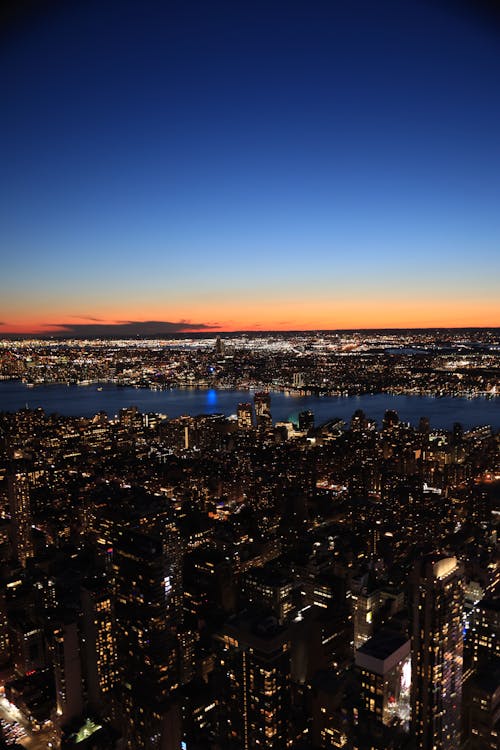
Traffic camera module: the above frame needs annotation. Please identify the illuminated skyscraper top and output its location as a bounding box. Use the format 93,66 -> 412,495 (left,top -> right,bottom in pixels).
411,555 -> 464,750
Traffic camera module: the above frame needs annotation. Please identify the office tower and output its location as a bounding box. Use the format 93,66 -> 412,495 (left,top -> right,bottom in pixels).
355,630 -> 411,728
237,402 -> 254,430
411,555 -> 464,750
81,582 -> 117,715
113,530 -> 180,749
50,619 -> 84,727
215,613 -> 292,749
8,467 -> 34,567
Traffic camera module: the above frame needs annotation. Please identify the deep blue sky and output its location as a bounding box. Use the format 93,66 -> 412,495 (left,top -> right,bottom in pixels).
1,0 -> 500,332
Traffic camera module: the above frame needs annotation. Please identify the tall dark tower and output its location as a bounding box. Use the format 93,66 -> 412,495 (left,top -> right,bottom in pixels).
113,530 -> 180,749
215,613 -> 292,750
411,555 -> 464,750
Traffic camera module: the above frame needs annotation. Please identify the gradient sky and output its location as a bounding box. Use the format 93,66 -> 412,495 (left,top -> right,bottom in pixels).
1,0 -> 500,333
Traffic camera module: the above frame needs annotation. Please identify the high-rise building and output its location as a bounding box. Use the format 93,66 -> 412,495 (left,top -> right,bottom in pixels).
355,630 -> 411,729
254,392 -> 272,432
215,613 -> 292,749
298,409 -> 314,431
50,618 -> 84,728
242,566 -> 296,624
81,582 -> 117,715
293,372 -> 305,388
7,466 -> 34,567
471,596 -> 500,667
462,664 -> 500,750
411,555 -> 464,750
8,611 -> 47,676
215,335 -> 225,355
113,530 -> 180,749
351,575 -> 384,651
237,402 -> 254,430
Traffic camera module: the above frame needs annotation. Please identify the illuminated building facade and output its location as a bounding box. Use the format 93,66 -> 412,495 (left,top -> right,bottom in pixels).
9,614 -> 47,676
254,391 -> 272,433
237,402 -> 254,430
355,630 -> 411,729
471,597 -> 500,667
243,566 -> 296,624
7,467 -> 34,567
351,575 -> 383,651
81,583 -> 117,714
216,614 -> 292,749
0,592 -> 10,666
411,555 -> 464,749
462,666 -> 500,750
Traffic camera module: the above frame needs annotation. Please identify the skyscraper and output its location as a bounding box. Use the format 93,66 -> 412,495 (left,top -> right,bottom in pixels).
411,555 -> 464,750
237,402 -> 254,430
7,465 -> 34,567
50,618 -> 84,728
113,530 -> 180,749
215,613 -> 292,749
81,581 -> 117,715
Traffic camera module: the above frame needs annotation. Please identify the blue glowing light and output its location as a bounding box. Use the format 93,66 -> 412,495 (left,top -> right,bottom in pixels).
206,389 -> 217,407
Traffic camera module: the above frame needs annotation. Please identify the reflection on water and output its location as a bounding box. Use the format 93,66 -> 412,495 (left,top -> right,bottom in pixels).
206,389 -> 218,407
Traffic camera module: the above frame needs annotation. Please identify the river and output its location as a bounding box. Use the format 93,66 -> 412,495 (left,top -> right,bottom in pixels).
0,381 -> 499,430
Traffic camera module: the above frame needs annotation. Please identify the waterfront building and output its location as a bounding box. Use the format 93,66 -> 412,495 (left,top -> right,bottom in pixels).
237,402 -> 254,430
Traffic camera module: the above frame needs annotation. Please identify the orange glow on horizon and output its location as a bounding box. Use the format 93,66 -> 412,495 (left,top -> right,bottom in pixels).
2,296 -> 500,335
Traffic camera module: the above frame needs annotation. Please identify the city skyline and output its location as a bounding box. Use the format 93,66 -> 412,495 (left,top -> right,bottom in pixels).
2,0 -> 500,333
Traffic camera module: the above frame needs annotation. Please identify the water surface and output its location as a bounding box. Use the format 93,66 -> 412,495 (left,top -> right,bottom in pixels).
1,381 -> 499,430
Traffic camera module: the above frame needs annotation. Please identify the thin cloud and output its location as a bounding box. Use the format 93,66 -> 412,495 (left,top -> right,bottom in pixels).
70,315 -> 105,322
45,320 -> 220,336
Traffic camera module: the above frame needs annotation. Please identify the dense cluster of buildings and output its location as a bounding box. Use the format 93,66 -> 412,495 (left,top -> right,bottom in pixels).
0,377 -> 499,748
1,329 -> 499,397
